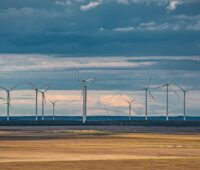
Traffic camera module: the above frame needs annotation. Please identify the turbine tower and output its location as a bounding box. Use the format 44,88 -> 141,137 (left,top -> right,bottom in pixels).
0,84 -> 19,121
26,82 -> 49,121
139,76 -> 155,121
39,85 -> 51,121
175,84 -> 195,121
76,70 -> 97,124
157,75 -> 178,121
49,100 -> 58,120
123,98 -> 135,121
162,83 -> 170,121
98,107 -> 110,121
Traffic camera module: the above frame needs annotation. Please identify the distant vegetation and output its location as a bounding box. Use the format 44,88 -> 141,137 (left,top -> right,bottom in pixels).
0,119 -> 200,127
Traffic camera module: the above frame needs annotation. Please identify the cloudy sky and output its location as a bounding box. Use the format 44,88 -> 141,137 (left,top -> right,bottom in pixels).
0,54 -> 200,117
0,0 -> 200,55
0,0 -> 200,118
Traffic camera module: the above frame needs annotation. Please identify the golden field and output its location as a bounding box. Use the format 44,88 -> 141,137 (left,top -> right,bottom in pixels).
0,126 -> 199,170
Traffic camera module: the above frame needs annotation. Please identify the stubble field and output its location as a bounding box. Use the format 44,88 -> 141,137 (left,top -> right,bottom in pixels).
0,126 -> 199,170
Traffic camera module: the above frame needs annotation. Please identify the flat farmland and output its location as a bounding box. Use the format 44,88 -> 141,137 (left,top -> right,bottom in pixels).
0,126 -> 199,170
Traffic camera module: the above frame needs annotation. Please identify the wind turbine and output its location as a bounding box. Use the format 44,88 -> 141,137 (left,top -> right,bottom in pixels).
49,100 -> 58,120
0,97 -> 7,120
76,70 -> 97,124
39,85 -> 51,121
98,107 -> 110,121
139,76 -> 155,121
98,106 -> 125,121
123,98 -> 135,121
157,74 -> 178,121
175,84 -> 195,121
0,84 -> 19,121
26,82 -> 49,121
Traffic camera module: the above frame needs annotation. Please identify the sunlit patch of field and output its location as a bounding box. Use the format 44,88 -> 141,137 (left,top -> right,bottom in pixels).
0,127 -> 199,170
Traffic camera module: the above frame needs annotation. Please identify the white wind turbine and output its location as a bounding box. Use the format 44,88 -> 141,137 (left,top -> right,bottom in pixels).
98,107 -> 110,121
0,84 -> 19,121
157,75 -> 178,121
139,76 -> 155,121
76,70 -> 97,124
97,100 -> 128,121
123,98 -> 135,121
175,84 -> 195,121
26,82 -> 49,121
98,106 -> 125,121
39,85 -> 52,121
49,100 -> 58,120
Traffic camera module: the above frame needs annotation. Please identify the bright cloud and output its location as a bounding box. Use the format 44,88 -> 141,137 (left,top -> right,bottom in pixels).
80,0 -> 102,11
167,0 -> 198,11
98,94 -> 143,108
167,0 -> 181,11
113,26 -> 135,32
78,0 -> 199,12
0,54 -> 155,72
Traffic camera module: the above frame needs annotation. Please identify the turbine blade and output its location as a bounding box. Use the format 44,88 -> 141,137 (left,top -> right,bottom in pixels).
26,81 -> 37,89
0,85 -> 8,91
44,84 -> 52,92
147,74 -> 152,87
49,100 -> 58,104
85,77 -> 97,85
130,99 -> 135,103
187,85 -> 197,92
10,83 -> 20,91
9,104 -> 16,114
187,88 -> 194,92
136,87 -> 147,91
49,100 -> 53,104
168,72 -> 173,84
39,83 -> 50,89
174,83 -> 184,92
123,98 -> 129,104
80,87 -> 84,99
170,86 -> 180,97
75,77 -> 82,83
154,84 -> 167,89
174,90 -> 180,97
148,91 -> 156,101
75,69 -> 83,82
0,97 -> 6,102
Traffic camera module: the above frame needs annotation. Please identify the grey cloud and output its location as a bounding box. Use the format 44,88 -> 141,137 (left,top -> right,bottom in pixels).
0,0 -> 199,55
112,15 -> 200,31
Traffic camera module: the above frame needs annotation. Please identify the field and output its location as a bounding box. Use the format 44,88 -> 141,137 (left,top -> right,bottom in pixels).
0,126 -> 200,170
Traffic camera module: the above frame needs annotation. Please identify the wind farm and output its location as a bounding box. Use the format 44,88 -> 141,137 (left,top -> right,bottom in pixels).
0,0 -> 200,169
0,73 -> 199,125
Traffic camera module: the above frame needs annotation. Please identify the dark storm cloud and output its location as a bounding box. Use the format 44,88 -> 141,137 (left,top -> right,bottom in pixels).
0,0 -> 199,55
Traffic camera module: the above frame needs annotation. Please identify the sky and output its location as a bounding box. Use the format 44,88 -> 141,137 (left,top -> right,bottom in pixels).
0,0 -> 200,117
0,0 -> 200,55
0,54 -> 200,117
